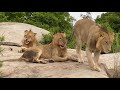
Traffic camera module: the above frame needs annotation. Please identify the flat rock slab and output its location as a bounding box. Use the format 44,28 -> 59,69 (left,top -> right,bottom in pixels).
0,46 -> 108,78
0,61 -> 107,78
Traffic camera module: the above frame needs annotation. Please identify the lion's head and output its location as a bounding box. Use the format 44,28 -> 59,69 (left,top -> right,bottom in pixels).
23,29 -> 37,45
52,33 -> 67,49
96,31 -> 115,53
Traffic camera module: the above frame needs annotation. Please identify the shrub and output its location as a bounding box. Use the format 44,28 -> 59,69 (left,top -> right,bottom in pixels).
40,33 -> 53,44
111,33 -> 120,53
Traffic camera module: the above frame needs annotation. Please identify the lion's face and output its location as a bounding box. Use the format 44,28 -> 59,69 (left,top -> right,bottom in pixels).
23,29 -> 37,45
53,33 -> 67,49
96,32 -> 115,53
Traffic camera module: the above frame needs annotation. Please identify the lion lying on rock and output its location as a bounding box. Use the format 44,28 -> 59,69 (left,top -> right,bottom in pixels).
19,32 -> 78,63
73,18 -> 115,72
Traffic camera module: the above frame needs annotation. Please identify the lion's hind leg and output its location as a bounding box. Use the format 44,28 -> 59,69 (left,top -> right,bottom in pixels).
32,49 -> 43,63
76,36 -> 84,63
93,50 -> 101,71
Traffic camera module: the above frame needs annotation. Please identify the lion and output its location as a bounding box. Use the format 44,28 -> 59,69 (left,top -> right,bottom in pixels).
18,29 -> 40,53
19,32 -> 78,63
73,18 -> 115,72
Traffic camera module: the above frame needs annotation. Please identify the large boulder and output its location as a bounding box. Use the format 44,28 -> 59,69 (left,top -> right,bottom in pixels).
0,22 -> 49,44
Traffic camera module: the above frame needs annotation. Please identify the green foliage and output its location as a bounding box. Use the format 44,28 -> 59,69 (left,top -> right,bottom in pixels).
40,33 -> 53,44
111,33 -> 120,53
67,35 -> 76,49
96,12 -> 120,33
0,12 -> 74,33
96,12 -> 120,53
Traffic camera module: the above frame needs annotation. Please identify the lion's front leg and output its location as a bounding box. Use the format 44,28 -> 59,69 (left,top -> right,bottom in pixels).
18,47 -> 28,53
94,50 -> 101,65
52,55 -> 68,62
67,55 -> 78,62
86,47 -> 101,72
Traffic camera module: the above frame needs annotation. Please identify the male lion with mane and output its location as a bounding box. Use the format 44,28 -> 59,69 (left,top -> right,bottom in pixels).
73,18 -> 115,72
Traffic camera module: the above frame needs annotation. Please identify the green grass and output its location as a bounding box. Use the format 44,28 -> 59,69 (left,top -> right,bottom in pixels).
0,35 -> 5,42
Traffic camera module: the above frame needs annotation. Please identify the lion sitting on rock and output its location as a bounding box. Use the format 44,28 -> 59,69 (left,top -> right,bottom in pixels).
18,29 -> 41,53
19,32 -> 78,63
73,18 -> 115,72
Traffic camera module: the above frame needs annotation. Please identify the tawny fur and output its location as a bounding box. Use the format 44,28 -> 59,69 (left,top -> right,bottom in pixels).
18,29 -> 41,53
73,18 -> 115,72
20,33 -> 78,63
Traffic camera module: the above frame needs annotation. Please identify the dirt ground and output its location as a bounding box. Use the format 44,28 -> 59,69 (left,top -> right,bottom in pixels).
0,22 -> 119,78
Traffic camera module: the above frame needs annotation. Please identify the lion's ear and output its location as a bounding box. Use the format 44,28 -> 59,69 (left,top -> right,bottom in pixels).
100,31 -> 105,37
34,33 -> 37,36
29,29 -> 32,32
62,33 -> 66,37
25,30 -> 28,33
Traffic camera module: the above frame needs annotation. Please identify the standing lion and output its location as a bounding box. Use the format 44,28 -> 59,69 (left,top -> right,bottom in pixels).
73,18 -> 115,72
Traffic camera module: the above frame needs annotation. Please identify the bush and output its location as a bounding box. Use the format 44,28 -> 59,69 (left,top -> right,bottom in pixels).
40,33 -> 53,44
111,33 -> 120,53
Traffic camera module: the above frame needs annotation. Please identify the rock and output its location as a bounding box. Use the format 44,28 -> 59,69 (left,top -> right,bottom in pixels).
0,22 -> 49,44
0,47 -> 108,78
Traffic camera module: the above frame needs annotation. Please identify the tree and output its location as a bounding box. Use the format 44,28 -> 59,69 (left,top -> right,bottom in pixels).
96,12 -> 120,33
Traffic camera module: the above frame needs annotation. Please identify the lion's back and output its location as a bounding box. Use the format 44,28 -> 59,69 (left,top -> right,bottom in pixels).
74,18 -> 96,43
